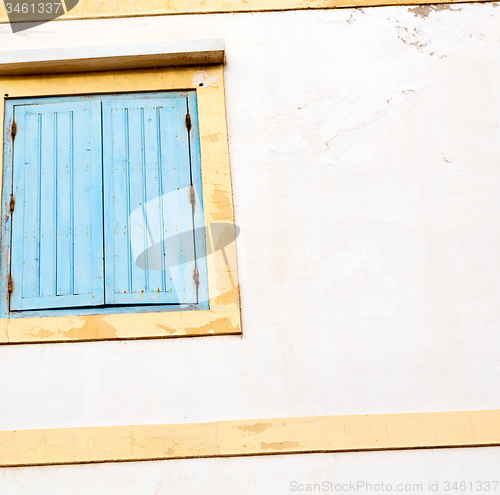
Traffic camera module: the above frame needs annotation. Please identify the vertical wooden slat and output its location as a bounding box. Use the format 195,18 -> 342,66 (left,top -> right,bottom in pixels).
157,103 -> 179,296
72,107 -> 93,295
39,112 -> 57,298
159,98 -> 195,300
70,111 -> 74,295
127,107 -> 148,294
187,92 -> 209,305
9,107 -> 27,310
157,108 -> 167,293
125,109 -> 132,293
22,112 -> 41,299
107,104 -> 130,300
143,106 -> 164,294
89,99 -> 105,305
56,110 -> 72,296
102,99 -> 116,305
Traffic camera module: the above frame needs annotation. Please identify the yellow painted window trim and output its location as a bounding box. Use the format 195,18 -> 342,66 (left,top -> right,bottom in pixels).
1,409 -> 500,467
0,0 -> 491,25
0,65 -> 241,344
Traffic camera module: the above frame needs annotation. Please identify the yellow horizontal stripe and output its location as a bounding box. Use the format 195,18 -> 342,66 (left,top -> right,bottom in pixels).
0,0 -> 491,24
1,409 -> 500,467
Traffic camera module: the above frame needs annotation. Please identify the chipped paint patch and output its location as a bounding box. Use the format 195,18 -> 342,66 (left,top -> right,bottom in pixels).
32,328 -> 55,339
156,324 -> 177,335
192,71 -> 221,88
202,133 -> 220,142
214,286 -> 239,307
237,423 -> 273,434
61,316 -> 118,340
211,189 -> 232,221
408,3 -> 462,17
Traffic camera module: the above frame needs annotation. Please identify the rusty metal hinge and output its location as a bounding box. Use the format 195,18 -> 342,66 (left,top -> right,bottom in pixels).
9,195 -> 15,214
193,268 -> 199,287
8,277 -> 13,294
189,185 -> 196,207
11,121 -> 17,142
185,112 -> 192,132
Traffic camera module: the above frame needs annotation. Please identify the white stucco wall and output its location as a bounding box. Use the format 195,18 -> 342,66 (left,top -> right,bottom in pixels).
0,2 -> 499,435
2,446 -> 500,494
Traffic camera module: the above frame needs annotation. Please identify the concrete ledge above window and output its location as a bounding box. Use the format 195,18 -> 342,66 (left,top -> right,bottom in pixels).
0,39 -> 225,76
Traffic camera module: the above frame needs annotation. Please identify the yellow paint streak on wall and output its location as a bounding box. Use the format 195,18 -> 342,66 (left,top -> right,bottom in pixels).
1,409 -> 500,467
0,0 -> 486,22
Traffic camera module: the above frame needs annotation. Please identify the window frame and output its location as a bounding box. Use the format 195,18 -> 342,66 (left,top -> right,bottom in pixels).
0,64 -> 241,344
2,90 -> 209,318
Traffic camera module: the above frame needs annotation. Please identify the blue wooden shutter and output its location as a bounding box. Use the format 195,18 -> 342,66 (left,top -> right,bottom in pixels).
102,94 -> 198,305
10,99 -> 104,311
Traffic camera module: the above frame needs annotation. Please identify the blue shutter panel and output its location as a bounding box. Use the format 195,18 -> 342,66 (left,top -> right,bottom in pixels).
102,95 -> 198,305
10,100 -> 104,311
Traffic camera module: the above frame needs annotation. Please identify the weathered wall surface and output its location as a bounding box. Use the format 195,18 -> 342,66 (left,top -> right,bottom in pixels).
0,1 -> 499,428
0,2 -> 500,486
